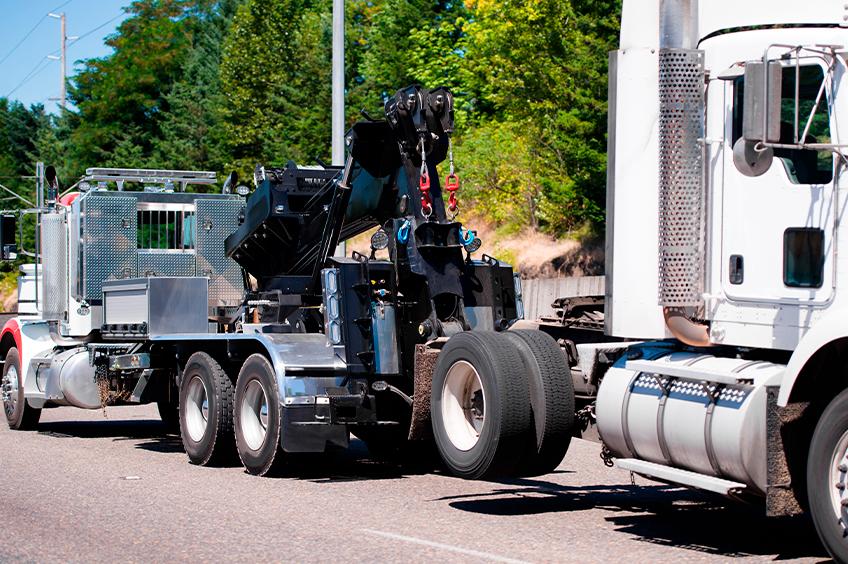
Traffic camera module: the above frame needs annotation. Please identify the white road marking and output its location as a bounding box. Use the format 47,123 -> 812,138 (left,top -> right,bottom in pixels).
361,528 -> 532,564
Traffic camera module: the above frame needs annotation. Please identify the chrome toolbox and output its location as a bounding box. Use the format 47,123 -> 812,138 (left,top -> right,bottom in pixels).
101,277 -> 209,337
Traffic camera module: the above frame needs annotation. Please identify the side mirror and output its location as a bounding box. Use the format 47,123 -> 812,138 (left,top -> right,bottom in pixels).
734,61 -> 782,177
222,170 -> 238,194
0,214 -> 16,260
44,165 -> 59,204
742,61 -> 782,143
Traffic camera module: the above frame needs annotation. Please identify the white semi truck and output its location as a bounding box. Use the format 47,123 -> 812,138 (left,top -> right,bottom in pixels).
559,0 -> 848,559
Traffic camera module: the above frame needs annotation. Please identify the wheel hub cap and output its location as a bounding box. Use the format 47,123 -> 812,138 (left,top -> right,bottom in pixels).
831,429 -> 848,535
185,376 -> 209,442
2,365 -> 18,419
240,379 -> 269,451
441,360 -> 486,451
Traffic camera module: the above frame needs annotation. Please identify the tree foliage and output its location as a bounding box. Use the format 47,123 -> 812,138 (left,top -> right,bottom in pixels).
0,0 -> 621,236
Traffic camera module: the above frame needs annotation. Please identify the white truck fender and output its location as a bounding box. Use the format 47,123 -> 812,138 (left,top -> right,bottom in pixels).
778,307 -> 848,406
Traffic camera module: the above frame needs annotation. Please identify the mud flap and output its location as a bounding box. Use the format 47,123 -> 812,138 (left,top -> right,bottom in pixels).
766,387 -> 805,516
409,343 -> 441,441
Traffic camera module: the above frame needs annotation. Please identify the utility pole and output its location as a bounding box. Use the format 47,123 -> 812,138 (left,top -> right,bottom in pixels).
47,13 -> 76,110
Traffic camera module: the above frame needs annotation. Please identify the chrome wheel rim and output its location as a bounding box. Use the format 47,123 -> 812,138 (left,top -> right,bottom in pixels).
1,364 -> 18,419
185,376 -> 209,443
441,360 -> 486,451
240,379 -> 269,451
830,428 -> 848,533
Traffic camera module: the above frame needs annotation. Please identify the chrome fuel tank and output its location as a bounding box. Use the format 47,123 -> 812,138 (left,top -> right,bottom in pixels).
596,348 -> 784,494
42,348 -> 101,409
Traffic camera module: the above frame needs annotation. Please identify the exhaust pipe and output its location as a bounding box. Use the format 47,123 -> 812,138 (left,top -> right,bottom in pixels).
663,307 -> 711,347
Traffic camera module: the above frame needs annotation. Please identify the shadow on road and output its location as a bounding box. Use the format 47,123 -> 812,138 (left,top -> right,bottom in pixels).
437,476 -> 828,560
35,418 -> 432,480
38,418 -> 185,454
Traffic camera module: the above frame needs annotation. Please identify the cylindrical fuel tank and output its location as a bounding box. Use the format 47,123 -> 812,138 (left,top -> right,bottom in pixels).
46,348 -> 101,409
596,351 -> 784,494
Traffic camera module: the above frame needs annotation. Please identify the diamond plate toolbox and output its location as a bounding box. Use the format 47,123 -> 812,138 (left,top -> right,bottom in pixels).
80,195 -> 138,302
195,198 -> 244,310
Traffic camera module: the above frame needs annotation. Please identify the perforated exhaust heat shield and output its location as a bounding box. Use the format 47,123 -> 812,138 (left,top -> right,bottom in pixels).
657,49 -> 706,307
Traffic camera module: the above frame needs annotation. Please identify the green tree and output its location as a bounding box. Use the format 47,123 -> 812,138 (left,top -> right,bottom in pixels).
67,0 -> 198,169
154,0 -> 241,171
461,0 -> 620,232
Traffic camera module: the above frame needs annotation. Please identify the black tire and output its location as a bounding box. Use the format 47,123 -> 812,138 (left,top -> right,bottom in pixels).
234,354 -> 284,476
430,331 -> 532,479
808,388 -> 848,562
503,330 -> 574,476
2,347 -> 40,430
157,397 -> 180,435
178,352 -> 236,466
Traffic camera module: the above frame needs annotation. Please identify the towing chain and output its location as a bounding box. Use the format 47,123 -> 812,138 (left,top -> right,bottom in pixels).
96,364 -> 110,416
600,445 -> 615,468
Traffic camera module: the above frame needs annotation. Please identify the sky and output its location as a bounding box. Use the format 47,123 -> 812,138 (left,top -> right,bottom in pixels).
0,0 -> 131,114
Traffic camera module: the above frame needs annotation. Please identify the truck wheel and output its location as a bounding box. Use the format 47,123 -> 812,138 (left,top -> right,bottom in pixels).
2,347 -> 40,430
431,331 -> 531,479
504,330 -> 574,476
234,354 -> 284,476
157,397 -> 179,435
808,387 -> 848,562
178,352 -> 236,466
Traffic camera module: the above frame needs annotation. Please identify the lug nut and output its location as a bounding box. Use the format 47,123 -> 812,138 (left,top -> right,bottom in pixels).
837,482 -> 845,490
840,463 -> 848,472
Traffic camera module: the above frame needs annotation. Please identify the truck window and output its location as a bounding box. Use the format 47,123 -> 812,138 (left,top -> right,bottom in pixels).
784,227 -> 824,288
732,64 -> 833,185
138,209 -> 195,250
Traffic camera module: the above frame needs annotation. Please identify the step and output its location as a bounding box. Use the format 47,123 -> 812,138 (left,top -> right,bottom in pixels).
614,458 -> 747,495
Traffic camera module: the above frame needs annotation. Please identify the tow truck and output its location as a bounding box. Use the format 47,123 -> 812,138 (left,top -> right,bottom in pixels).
1,86 -> 573,481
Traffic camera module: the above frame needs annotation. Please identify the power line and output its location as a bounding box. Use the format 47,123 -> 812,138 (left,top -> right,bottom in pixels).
73,12 -> 124,43
0,0 -> 73,66
4,11 -> 124,101
6,58 -> 53,98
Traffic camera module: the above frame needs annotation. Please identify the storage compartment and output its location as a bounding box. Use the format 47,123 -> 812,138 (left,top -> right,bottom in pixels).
102,277 -> 209,337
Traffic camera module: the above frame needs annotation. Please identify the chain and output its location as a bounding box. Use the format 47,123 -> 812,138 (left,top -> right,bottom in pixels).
600,444 -> 615,467
418,139 -> 432,219
96,364 -> 110,416
96,363 -> 131,416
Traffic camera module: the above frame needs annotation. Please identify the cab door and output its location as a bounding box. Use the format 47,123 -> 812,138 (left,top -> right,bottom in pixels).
721,62 -> 837,304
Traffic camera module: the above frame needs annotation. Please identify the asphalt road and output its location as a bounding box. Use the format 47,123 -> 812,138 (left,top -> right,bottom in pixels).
0,404 -> 829,563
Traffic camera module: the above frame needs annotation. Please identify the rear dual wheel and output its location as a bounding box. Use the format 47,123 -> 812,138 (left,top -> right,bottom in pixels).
431,330 -> 574,479
234,354 -> 284,476
431,331 -> 532,479
503,330 -> 574,477
179,352 -> 236,466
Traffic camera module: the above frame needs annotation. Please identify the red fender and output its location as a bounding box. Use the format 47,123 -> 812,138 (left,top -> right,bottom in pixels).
1,317 -> 22,354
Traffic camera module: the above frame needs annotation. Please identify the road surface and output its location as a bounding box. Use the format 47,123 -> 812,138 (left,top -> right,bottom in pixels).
0,405 -> 828,563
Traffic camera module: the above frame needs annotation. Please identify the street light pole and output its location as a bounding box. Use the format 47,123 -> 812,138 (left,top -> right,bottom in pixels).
331,0 -> 346,256
331,0 -> 344,167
